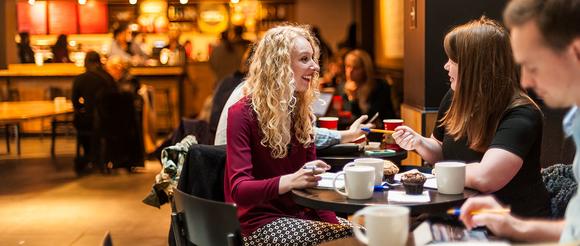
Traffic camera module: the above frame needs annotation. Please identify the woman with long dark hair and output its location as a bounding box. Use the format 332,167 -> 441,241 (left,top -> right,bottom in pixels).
393,17 -> 549,218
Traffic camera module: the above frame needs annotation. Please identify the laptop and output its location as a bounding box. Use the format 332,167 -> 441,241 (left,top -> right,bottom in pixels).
312,92 -> 333,117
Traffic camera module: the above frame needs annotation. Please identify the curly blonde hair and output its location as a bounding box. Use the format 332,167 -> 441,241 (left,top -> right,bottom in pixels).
245,24 -> 320,158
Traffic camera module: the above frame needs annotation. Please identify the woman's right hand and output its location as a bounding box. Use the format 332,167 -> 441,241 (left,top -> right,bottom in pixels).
278,160 -> 330,194
392,125 -> 423,150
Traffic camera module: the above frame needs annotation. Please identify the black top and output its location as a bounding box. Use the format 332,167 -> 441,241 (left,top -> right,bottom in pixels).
433,90 -> 549,217
346,78 -> 395,123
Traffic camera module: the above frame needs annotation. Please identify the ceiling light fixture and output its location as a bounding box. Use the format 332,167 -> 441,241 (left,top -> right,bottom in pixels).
28,0 -> 35,5
78,0 -> 87,5
129,0 -> 137,5
180,0 -> 188,4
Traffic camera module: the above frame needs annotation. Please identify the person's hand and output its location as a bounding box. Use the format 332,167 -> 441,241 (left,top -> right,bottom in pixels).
459,196 -> 521,239
278,160 -> 330,194
391,126 -> 423,150
349,115 -> 374,131
341,115 -> 374,142
344,80 -> 358,101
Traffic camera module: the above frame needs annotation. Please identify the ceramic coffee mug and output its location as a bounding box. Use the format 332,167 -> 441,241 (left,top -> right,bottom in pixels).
352,158 -> 384,185
352,205 -> 410,246
433,161 -> 466,194
333,165 -> 375,200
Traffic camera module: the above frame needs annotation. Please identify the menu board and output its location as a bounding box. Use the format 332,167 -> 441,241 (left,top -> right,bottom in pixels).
17,1 -> 47,34
79,2 -> 108,34
48,1 -> 78,34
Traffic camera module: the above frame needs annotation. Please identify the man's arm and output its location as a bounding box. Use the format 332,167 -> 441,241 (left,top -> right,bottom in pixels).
460,196 -> 564,242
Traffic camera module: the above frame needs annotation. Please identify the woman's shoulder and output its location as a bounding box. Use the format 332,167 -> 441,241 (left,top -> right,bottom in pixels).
500,103 -> 543,130
228,96 -> 253,118
505,103 -> 542,120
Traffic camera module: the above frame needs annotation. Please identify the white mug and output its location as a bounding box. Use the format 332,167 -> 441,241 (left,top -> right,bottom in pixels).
434,161 -> 466,194
352,205 -> 410,246
333,165 -> 375,200
352,158 -> 384,185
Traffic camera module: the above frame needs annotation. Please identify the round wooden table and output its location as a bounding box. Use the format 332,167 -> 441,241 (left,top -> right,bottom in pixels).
291,186 -> 478,216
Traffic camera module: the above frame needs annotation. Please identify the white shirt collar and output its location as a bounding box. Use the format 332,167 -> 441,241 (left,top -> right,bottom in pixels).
563,105 -> 578,137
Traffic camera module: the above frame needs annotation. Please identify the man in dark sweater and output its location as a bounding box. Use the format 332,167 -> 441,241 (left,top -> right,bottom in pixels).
71,51 -> 116,175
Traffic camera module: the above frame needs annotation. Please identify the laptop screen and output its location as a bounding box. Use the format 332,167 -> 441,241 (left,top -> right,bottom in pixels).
312,93 -> 333,117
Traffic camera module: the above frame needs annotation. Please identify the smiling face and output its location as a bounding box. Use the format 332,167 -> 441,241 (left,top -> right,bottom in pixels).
511,21 -> 580,108
444,58 -> 459,91
291,36 -> 320,92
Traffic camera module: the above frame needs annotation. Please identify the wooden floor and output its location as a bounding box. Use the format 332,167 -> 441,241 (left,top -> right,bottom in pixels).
0,136 -> 171,246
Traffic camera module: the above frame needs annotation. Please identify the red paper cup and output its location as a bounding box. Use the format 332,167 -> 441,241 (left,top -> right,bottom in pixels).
332,95 -> 343,112
383,119 -> 404,150
318,117 -> 339,130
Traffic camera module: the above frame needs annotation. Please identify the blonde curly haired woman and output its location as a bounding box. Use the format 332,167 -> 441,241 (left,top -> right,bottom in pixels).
224,24 -> 352,245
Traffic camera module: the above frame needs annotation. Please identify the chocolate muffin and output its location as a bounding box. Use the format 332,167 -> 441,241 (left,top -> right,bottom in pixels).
401,171 -> 426,195
383,160 -> 399,183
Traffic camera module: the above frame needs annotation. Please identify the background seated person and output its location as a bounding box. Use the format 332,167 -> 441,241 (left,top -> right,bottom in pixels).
224,24 -> 352,245
459,0 -> 580,243
342,49 -> 395,124
392,17 -> 549,218
99,57 -> 145,171
209,46 -> 253,139
51,34 -> 69,63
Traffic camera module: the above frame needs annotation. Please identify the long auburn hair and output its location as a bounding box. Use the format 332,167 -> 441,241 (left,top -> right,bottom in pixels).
245,24 -> 320,158
345,49 -> 376,113
441,17 -> 538,152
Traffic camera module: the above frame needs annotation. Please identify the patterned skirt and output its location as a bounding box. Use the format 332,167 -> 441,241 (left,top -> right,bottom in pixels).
243,217 -> 352,246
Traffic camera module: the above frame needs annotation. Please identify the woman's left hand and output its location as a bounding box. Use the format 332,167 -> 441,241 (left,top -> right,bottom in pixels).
278,160 -> 330,194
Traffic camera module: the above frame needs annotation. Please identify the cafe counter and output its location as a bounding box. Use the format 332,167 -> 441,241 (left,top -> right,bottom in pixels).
0,63 -> 216,133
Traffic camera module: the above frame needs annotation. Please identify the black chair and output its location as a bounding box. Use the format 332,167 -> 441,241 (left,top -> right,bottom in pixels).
167,144 -> 230,246
172,188 -> 242,246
